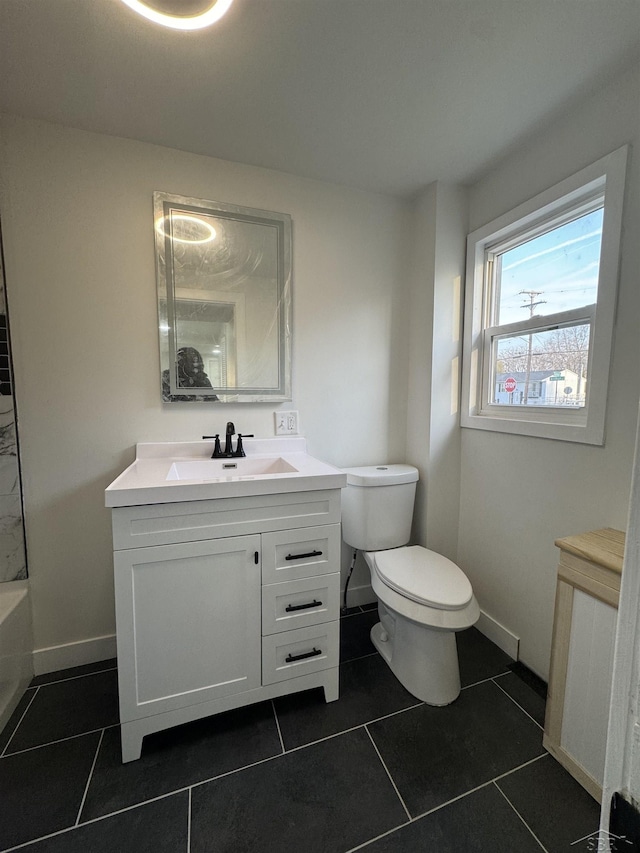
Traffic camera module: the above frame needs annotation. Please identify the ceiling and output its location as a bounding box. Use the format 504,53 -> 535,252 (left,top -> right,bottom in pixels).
0,0 -> 639,198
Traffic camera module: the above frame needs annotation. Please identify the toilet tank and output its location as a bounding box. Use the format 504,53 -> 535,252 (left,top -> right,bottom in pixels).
341,464 -> 419,551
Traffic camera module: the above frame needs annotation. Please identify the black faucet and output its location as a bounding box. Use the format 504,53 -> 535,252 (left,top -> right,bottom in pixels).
223,422 -> 235,456
204,423 -> 253,458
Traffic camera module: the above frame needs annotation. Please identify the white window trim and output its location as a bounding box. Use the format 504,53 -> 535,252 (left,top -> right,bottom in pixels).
460,145 -> 628,445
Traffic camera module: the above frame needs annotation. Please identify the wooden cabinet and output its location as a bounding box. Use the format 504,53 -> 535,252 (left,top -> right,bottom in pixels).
112,490 -> 342,762
544,527 -> 624,802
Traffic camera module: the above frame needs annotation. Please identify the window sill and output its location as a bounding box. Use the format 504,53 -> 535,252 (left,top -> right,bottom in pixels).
461,409 -> 604,445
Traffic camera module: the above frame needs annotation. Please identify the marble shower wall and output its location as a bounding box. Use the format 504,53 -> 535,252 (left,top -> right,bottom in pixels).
0,248 -> 26,582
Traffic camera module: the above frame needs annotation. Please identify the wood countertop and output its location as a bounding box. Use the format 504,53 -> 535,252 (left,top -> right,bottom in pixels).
554,527 -> 625,575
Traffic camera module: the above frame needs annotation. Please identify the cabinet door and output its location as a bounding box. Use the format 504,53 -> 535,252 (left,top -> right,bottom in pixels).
115,535 -> 261,721
560,589 -> 617,790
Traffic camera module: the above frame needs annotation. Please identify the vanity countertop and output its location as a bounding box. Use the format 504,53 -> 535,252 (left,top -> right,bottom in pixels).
105,437 -> 347,507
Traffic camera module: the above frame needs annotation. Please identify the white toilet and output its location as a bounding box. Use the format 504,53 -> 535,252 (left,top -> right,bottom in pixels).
341,464 -> 479,706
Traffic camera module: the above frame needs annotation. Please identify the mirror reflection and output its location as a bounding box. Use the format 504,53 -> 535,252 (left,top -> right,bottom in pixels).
154,192 -> 292,402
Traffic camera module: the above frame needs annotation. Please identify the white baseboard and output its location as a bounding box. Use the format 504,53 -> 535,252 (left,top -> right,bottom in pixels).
30,610 -> 517,677
344,582 -> 376,609
476,610 -> 519,660
344,588 -> 520,661
33,633 -> 117,676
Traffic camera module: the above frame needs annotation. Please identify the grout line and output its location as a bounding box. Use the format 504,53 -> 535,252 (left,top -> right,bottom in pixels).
492,677 -> 544,730
189,748 -> 288,792
188,699 -> 425,795
188,724 -> 382,795
281,699 -> 425,756
364,724 -> 412,821
491,670 -> 512,680
489,752 -> 548,785
460,670 -> 511,691
341,651 -> 378,665
0,789 -> 184,853
348,763 -> 552,853
408,753 -> 548,824
271,700 -> 285,754
494,780 -> 550,852
1,649 -> 553,852
75,729 -> 104,825
340,606 -> 377,619
0,687 -> 39,758
2,724 -> 119,759
346,754 -> 551,851
282,726 -> 365,756
4,700 -> 426,852
30,665 -> 117,689
1,665 -> 416,763
344,819 -> 412,853
186,788 -> 192,853
409,778 -> 498,824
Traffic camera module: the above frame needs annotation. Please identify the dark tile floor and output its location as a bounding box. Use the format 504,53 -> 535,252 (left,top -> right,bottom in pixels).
0,606 -> 601,852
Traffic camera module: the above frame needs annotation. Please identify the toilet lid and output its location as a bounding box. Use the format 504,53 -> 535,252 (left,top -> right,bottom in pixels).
372,546 -> 473,611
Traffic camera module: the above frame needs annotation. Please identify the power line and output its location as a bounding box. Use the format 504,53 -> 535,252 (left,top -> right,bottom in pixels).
519,289 -> 547,316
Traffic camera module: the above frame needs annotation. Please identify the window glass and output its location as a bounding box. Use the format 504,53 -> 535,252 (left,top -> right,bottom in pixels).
461,146 -> 627,444
495,208 -> 603,325
492,324 -> 590,408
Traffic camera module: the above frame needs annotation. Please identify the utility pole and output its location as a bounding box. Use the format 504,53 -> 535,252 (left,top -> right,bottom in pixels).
519,290 -> 546,405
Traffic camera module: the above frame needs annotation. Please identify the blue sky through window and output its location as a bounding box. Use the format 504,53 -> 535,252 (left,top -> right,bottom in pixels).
497,208 -> 603,325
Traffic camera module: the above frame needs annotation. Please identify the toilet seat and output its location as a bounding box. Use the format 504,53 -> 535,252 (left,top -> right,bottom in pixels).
371,545 -> 473,611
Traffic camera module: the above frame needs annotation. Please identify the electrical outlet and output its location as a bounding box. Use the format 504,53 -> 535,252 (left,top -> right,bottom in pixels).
274,410 -> 299,435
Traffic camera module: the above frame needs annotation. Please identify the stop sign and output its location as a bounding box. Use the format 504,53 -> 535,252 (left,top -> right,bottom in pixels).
504,377 -> 517,393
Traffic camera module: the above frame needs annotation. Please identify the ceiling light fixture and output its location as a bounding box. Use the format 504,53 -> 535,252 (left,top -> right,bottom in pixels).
120,0 -> 233,31
155,214 -> 217,244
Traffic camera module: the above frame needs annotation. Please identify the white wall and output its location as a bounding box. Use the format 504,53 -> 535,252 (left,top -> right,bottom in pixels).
426,184 -> 467,560
3,59 -> 636,676
458,61 -> 640,678
405,185 -> 437,548
406,182 -> 467,561
347,181 -> 467,606
0,115 -> 409,658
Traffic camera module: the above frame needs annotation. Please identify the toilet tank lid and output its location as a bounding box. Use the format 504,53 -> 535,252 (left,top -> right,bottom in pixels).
343,464 -> 419,487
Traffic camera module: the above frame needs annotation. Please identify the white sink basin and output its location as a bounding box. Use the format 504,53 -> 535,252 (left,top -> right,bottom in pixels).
166,456 -> 299,481
105,437 -> 347,507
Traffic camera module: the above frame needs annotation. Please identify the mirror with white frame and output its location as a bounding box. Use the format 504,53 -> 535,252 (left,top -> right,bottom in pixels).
154,192 -> 292,402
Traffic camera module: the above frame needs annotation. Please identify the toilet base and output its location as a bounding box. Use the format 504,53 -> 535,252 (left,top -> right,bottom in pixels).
370,609 -> 461,706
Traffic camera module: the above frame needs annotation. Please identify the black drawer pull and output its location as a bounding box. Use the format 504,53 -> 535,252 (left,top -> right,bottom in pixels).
285,549 -> 323,561
285,647 -> 322,663
285,599 -> 323,613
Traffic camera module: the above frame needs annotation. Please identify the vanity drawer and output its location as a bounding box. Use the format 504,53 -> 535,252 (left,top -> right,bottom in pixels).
262,622 -> 339,685
262,573 -> 340,635
261,524 -> 341,585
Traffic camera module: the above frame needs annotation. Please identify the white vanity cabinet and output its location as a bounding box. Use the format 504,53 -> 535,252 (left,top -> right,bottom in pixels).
111,488 -> 342,762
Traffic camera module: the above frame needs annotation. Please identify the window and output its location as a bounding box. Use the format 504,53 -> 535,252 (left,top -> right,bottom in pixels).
461,146 -> 627,444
